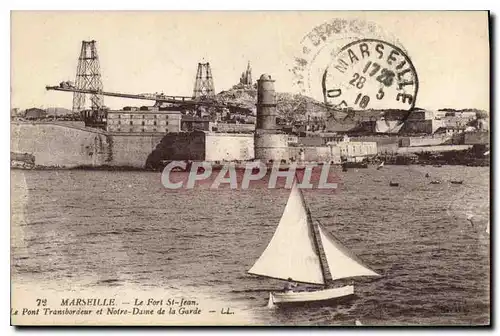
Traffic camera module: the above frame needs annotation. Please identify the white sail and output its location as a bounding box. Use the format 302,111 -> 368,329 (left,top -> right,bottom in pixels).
248,182 -> 325,285
317,224 -> 380,280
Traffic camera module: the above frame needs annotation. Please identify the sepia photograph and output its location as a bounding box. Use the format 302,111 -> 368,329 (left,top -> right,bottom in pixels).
10,10 -> 490,326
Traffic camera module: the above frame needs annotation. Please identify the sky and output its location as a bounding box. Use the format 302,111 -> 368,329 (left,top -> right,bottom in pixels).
11,11 -> 489,111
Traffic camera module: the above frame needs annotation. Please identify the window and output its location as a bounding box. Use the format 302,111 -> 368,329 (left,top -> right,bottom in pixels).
142,121 -> 145,126
142,115 -> 145,119
154,121 -> 157,126
118,120 -> 121,125
154,115 -> 157,119
129,121 -> 133,125
166,121 -> 169,125
118,115 -> 121,119
165,115 -> 169,119
141,128 -> 145,132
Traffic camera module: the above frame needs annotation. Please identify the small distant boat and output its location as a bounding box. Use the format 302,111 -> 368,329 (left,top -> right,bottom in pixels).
11,152 -> 35,170
248,180 -> 380,307
389,182 -> 399,187
376,162 -> 385,170
430,180 -> 442,185
467,214 -> 475,228
342,161 -> 368,169
450,180 -> 463,185
425,173 -> 430,178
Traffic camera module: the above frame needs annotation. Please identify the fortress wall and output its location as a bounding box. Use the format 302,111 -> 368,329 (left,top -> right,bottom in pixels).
308,146 -> 341,163
11,122 -> 109,168
464,132 -> 489,145
211,123 -> 255,133
397,145 -> 473,154
288,146 -> 341,163
11,122 -> 167,169
205,133 -> 254,161
350,136 -> 401,145
162,132 -> 206,161
110,133 -> 165,168
145,132 -> 206,168
405,136 -> 450,147
254,148 -> 290,163
378,143 -> 400,154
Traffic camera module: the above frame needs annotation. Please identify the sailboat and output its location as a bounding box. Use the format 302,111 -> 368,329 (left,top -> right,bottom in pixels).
248,181 -> 380,307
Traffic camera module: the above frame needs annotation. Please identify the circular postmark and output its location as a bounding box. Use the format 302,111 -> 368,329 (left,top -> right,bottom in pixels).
291,19 -> 407,98
322,39 -> 419,112
290,19 -> 419,128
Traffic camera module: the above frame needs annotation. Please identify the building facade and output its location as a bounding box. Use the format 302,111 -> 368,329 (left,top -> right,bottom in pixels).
24,108 -> 47,120
337,141 -> 378,158
464,131 -> 489,145
209,122 -> 255,133
181,116 -> 211,132
107,108 -> 181,133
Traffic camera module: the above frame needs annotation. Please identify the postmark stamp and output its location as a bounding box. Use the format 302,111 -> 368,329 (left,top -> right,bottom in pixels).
291,18 -> 406,99
322,39 -> 419,112
290,19 -> 419,126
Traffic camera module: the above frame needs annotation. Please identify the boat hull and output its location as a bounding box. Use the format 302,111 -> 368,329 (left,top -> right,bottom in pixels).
267,285 -> 354,307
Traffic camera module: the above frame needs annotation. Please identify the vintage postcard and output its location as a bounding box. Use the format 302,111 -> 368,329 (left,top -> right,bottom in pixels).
10,11 -> 490,326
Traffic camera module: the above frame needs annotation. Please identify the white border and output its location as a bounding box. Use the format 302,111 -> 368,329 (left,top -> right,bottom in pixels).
3,2 -> 497,336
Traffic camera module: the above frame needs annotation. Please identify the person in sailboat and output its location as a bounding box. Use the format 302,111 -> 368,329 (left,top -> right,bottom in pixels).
284,278 -> 298,292
248,180 -> 381,305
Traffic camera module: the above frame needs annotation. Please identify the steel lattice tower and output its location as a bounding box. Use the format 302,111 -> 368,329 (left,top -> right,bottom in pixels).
72,40 -> 104,112
192,62 -> 215,99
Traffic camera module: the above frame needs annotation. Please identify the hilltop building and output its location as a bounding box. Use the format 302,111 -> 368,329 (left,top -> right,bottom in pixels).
239,62 -> 253,86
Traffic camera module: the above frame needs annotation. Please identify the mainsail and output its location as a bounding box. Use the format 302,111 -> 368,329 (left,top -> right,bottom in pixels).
248,182 -> 325,285
249,180 -> 380,286
317,224 -> 380,280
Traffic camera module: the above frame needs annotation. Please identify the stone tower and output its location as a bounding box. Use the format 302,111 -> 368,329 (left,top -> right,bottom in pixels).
254,74 -> 289,163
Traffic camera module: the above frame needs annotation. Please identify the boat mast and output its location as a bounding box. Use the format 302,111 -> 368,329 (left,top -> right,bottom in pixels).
304,200 -> 334,287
